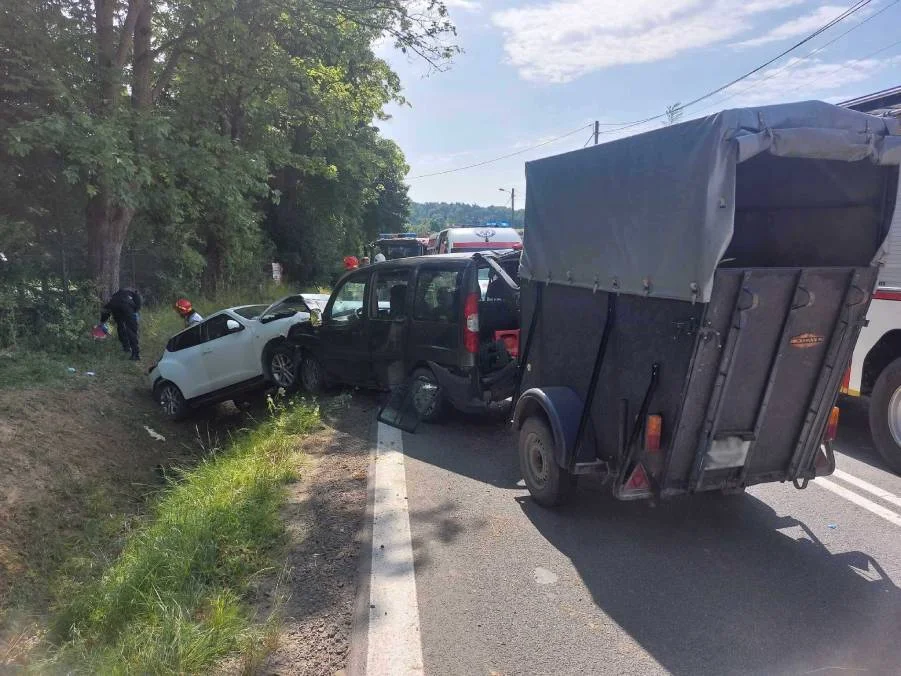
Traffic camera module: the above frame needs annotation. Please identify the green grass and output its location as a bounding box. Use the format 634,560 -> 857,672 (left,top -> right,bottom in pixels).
38,398 -> 321,674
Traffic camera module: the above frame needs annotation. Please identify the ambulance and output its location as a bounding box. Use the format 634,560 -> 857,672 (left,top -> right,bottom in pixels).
430,226 -> 523,254
843,188 -> 901,474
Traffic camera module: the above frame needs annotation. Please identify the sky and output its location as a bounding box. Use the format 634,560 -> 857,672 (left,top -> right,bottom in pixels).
376,0 -> 901,207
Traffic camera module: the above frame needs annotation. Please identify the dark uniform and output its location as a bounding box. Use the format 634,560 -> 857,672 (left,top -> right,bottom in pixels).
101,288 -> 142,360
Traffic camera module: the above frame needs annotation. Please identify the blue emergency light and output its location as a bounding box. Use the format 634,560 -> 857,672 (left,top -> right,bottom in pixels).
378,232 -> 417,239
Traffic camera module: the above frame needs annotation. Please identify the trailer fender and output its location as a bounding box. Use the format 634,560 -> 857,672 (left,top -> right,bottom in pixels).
513,387 -> 584,467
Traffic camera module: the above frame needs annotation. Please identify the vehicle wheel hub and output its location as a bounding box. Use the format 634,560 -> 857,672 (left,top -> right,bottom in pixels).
271,352 -> 295,388
526,431 -> 549,486
159,385 -> 179,416
887,385 -> 901,447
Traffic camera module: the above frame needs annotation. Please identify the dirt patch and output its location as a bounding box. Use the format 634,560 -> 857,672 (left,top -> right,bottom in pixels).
254,396 -> 376,676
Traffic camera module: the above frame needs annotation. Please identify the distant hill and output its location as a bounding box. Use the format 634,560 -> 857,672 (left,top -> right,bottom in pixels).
408,202 -> 524,234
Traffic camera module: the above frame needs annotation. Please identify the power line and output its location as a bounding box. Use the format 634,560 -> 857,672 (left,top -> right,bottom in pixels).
592,0 -> 878,137
784,35 -> 901,98
691,0 -> 900,116
408,0 -> 875,180
407,123 -> 592,179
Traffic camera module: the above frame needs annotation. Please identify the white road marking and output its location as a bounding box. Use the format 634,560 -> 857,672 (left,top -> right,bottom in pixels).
832,469 -> 901,509
816,478 -> 901,528
366,422 -> 424,676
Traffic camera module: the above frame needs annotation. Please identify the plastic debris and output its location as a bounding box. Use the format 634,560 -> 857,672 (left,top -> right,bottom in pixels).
85,371 -> 96,377
828,523 -> 837,529
143,426 -> 166,442
67,367 -> 77,373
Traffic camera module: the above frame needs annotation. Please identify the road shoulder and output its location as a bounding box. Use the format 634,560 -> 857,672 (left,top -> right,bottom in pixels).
256,397 -> 377,675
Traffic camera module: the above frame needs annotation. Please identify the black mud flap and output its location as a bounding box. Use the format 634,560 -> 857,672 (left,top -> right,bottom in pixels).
377,384 -> 420,433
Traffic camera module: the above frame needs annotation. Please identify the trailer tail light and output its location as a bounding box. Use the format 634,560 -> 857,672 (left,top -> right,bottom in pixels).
463,292 -> 479,354
645,414 -> 662,452
840,366 -> 851,394
825,406 -> 840,442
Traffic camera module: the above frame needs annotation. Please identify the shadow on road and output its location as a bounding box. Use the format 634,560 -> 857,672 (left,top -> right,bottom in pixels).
517,490 -> 901,674
835,394 -> 896,474
403,416 -> 900,674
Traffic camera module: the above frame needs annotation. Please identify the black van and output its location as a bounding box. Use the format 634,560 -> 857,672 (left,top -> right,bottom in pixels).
285,251 -> 521,421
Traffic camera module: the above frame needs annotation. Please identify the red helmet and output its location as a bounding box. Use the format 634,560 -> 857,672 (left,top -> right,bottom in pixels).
175,298 -> 193,315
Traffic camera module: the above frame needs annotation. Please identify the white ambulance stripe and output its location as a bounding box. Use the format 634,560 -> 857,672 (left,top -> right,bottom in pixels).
366,422 -> 424,676
832,468 -> 901,509
816,478 -> 901,528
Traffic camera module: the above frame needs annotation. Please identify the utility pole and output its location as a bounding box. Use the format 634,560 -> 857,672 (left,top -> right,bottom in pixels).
594,120 -> 599,145
499,187 -> 515,227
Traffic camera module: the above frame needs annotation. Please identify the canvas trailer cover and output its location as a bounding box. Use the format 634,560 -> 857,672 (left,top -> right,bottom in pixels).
517,100 -> 901,497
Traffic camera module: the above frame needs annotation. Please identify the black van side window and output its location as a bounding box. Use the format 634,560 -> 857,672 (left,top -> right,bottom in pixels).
372,270 -> 411,320
414,269 -> 460,322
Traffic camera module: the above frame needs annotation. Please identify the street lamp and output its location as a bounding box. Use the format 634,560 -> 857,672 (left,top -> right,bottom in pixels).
499,187 -> 515,228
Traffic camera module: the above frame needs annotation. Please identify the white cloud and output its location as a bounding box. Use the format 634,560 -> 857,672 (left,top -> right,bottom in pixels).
735,5 -> 848,48
708,56 -> 901,107
443,0 -> 482,11
491,0 -> 807,83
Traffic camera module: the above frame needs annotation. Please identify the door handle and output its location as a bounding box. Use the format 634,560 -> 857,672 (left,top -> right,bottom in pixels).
202,349 -> 213,355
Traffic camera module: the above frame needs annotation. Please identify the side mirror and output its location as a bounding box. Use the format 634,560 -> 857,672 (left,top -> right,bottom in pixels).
226,319 -> 242,333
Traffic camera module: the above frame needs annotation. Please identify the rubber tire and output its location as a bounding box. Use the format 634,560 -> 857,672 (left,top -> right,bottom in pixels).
410,367 -> 445,423
155,381 -> 189,421
518,416 -> 573,507
298,353 -> 326,395
267,345 -> 298,392
868,357 -> 901,474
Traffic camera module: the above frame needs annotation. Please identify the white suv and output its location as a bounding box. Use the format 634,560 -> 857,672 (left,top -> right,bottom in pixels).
148,294 -> 328,419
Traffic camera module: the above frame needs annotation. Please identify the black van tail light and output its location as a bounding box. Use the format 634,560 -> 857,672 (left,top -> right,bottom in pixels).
464,292 -> 479,353
645,414 -> 662,452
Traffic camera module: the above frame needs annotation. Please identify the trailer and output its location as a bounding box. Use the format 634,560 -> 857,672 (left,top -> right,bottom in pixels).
512,100 -> 901,506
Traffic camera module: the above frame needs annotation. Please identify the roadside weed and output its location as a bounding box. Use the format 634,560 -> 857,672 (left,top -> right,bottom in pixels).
41,399 -> 320,673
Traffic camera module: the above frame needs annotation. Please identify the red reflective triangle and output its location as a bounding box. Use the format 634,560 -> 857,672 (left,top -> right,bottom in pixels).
624,463 -> 650,491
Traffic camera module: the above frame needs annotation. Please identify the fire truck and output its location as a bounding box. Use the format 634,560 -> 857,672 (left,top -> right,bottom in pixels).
841,87 -> 901,473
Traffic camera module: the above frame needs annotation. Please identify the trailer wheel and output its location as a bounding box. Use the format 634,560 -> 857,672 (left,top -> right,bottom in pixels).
869,357 -> 901,474
519,416 -> 573,507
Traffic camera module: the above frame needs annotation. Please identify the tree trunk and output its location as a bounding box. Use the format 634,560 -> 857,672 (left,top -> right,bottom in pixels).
94,0 -> 118,113
202,234 -> 225,295
132,2 -> 152,110
87,189 -> 135,298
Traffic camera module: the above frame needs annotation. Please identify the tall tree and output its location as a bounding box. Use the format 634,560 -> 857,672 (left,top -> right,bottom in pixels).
4,0 -> 456,297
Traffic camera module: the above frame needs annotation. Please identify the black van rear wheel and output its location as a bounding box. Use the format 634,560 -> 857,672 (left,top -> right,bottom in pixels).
519,416 -> 573,507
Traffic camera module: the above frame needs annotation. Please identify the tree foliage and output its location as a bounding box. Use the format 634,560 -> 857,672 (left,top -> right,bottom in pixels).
1,0 -> 452,308
408,201 -> 524,234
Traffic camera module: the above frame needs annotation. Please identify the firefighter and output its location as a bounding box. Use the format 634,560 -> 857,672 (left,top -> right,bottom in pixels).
100,288 -> 142,361
174,298 -> 203,327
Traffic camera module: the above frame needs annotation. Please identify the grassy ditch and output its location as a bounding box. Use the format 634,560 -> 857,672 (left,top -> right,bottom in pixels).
38,398 -> 320,674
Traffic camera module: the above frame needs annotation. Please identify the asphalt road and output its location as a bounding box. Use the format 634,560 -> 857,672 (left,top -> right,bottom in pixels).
397,396 -> 901,676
